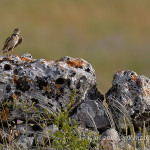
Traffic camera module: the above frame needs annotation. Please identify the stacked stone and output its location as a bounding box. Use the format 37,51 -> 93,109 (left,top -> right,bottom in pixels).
0,54 -> 149,149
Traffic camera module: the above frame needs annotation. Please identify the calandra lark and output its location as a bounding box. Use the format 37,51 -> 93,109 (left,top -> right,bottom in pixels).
1,28 -> 22,54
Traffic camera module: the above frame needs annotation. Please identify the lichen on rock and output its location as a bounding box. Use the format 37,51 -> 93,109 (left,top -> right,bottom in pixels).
0,54 -> 108,149
0,54 -> 102,113
106,70 -> 150,131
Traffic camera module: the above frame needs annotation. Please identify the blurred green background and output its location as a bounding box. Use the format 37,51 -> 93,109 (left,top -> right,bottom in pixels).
0,0 -> 150,94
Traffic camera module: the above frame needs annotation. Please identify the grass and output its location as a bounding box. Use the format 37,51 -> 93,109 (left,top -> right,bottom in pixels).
107,97 -> 150,150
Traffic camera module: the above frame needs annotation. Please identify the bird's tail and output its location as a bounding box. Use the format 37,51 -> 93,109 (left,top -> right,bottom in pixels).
0,49 -> 7,54
0,49 -> 4,53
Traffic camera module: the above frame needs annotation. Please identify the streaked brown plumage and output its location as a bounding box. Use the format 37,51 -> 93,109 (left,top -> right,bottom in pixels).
1,28 -> 22,54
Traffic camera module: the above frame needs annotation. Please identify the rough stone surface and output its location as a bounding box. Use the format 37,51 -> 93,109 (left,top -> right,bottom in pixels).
1,54 -> 149,149
0,54 -> 107,149
15,135 -> 34,149
0,54 -> 98,111
106,70 -> 150,130
16,124 -> 34,135
0,54 -> 103,116
75,99 -> 112,131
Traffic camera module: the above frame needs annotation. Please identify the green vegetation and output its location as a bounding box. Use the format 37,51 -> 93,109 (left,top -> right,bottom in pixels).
51,91 -> 100,150
0,91 -> 149,149
0,91 -> 102,150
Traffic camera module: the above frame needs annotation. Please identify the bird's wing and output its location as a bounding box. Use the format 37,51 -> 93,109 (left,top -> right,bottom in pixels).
15,37 -> 23,48
1,36 -> 11,51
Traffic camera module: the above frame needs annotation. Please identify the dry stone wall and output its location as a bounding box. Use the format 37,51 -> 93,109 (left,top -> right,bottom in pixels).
0,54 -> 149,149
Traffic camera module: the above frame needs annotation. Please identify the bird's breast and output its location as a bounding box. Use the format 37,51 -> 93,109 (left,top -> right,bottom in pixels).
8,40 -> 18,47
8,36 -> 19,47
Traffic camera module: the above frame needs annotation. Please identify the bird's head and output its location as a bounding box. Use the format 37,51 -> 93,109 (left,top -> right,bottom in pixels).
13,28 -> 20,35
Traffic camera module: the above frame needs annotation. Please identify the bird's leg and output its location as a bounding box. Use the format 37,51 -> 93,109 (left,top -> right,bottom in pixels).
11,47 -> 16,55
7,52 -> 9,57
6,49 -> 9,57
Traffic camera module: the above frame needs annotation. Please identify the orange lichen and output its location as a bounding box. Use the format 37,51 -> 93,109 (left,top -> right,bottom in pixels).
67,58 -> 84,68
55,62 -> 59,65
14,75 -> 18,84
55,84 -> 61,88
12,94 -> 19,101
50,62 -> 55,66
60,65 -> 64,70
133,75 -> 137,80
28,79 -> 32,82
46,60 -> 52,63
18,56 -> 32,62
7,58 -> 11,60
132,75 -> 140,85
57,89 -> 61,93
1,108 -> 9,121
44,86 -> 51,92
3,57 -> 11,61
145,89 -> 150,95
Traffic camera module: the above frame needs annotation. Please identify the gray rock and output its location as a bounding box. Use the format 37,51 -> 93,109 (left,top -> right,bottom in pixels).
0,54 -> 104,125
76,99 -> 113,131
0,54 -> 103,119
101,128 -> 119,142
43,124 -> 58,137
16,124 -> 34,135
0,54 -> 106,149
35,124 -> 58,147
15,135 -> 34,149
106,70 -> 150,130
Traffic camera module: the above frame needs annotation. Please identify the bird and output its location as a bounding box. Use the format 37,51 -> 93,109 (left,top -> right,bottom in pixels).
1,28 -> 22,55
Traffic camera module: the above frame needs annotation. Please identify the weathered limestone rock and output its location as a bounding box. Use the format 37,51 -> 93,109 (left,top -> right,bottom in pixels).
0,54 -> 107,149
106,70 -> 150,131
15,135 -> 34,149
75,99 -> 113,131
0,53 -> 103,115
0,54 -> 149,149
